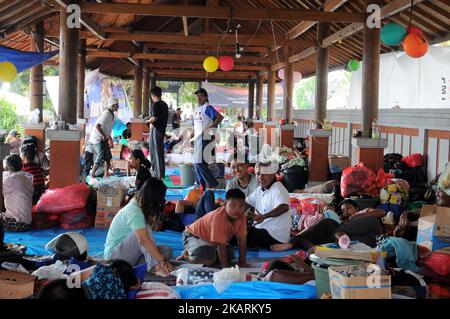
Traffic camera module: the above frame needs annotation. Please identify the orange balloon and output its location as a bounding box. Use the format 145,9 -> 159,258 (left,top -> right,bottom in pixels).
403,32 -> 428,58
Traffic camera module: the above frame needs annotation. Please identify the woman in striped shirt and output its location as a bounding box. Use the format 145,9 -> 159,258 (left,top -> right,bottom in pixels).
20,143 -> 46,204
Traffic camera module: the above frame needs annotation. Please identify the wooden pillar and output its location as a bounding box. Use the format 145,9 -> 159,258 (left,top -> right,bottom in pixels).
283,47 -> 294,122
248,81 -> 255,119
255,74 -> 263,120
142,68 -> 150,116
30,21 -> 44,123
150,75 -> 157,109
48,130 -> 81,189
58,6 -> 79,124
361,0 -> 381,138
24,124 -> 46,153
77,39 -> 86,120
308,129 -> 332,184
133,61 -> 143,118
315,22 -> 330,129
267,70 -> 276,121
0,142 -> 10,212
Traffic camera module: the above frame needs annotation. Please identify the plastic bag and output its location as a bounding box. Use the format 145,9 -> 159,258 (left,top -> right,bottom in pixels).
32,260 -> 68,281
341,163 -> 379,197
213,266 -> 247,293
299,198 -> 324,216
402,153 -> 424,168
28,109 -> 40,124
35,184 -> 91,214
173,266 -> 218,286
136,282 -> 180,299
376,168 -> 394,189
59,208 -> 91,229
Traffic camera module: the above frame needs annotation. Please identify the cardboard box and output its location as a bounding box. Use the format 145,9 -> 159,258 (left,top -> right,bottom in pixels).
328,264 -> 391,299
416,205 -> 450,252
95,206 -> 120,228
328,155 -> 350,174
97,186 -> 126,209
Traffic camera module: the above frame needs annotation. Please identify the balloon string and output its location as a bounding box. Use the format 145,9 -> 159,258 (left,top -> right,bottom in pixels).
408,0 -> 414,31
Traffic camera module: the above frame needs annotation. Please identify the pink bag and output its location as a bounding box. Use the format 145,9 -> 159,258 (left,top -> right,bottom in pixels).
35,183 -> 91,214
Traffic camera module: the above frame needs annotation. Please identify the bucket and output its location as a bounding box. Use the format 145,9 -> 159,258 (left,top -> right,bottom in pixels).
312,256 -> 366,298
312,263 -> 331,298
180,164 -> 195,186
282,166 -> 308,192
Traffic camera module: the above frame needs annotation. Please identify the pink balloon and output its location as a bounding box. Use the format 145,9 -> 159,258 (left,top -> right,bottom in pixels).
293,71 -> 302,83
277,68 -> 285,80
218,56 -> 234,72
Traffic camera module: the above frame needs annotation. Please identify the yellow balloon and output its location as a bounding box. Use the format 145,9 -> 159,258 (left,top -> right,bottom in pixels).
0,61 -> 18,82
203,56 -> 219,73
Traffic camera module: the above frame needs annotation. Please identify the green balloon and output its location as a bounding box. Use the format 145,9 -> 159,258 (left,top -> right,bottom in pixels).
381,23 -> 407,46
347,59 -> 360,72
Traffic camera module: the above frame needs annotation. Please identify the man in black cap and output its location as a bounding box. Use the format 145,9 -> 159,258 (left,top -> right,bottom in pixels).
192,88 -> 223,190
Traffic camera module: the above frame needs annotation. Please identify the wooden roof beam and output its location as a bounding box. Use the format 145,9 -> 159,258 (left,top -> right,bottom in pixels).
154,69 -> 256,78
182,16 -> 189,36
79,2 -> 363,23
145,62 -> 268,71
142,43 -> 270,54
3,10 -> 53,35
287,0 -> 349,40
105,32 -> 314,48
54,0 -> 106,40
289,0 -> 428,63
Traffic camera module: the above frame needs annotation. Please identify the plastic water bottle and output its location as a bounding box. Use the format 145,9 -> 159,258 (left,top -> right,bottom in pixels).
371,119 -> 380,139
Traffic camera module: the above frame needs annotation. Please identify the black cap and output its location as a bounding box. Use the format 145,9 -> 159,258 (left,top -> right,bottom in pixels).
194,88 -> 208,97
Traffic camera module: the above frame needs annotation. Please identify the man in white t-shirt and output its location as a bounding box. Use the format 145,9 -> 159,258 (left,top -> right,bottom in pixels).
89,97 -> 119,178
245,161 -> 291,248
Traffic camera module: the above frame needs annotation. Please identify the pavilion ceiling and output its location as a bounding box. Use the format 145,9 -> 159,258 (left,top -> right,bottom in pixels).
0,0 -> 448,82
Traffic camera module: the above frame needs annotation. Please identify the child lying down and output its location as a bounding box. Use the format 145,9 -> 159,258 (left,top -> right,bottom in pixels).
177,189 -> 251,269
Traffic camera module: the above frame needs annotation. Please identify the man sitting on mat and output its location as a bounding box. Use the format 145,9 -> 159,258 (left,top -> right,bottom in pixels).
245,161 -> 291,249
178,189 -> 250,268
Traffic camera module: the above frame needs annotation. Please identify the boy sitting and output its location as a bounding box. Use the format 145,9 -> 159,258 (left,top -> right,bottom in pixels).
178,189 -> 249,268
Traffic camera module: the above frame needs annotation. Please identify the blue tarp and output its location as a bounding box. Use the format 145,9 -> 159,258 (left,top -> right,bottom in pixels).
5,228 -> 296,259
0,45 -> 58,73
174,282 -> 316,299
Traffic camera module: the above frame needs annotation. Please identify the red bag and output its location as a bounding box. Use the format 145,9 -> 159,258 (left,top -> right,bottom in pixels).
31,213 -> 59,229
299,198 -> 324,216
376,168 -> 394,189
340,163 -> 379,197
35,183 -> 91,214
402,153 -> 424,168
59,208 -> 90,226
420,252 -> 450,276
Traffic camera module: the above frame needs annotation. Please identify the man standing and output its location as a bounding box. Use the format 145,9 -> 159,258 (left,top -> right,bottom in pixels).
146,86 -> 168,180
192,88 -> 224,190
90,97 -> 119,178
172,107 -> 182,130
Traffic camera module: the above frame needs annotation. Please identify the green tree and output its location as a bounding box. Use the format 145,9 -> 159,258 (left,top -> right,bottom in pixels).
295,76 -> 316,110
179,82 -> 200,107
0,98 -> 21,134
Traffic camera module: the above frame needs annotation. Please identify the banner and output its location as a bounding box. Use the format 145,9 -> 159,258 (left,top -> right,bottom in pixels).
349,46 -> 450,109
201,82 -> 284,108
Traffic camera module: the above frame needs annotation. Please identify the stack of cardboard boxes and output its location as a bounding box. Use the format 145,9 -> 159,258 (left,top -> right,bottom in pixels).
416,204 -> 450,254
95,184 -> 127,228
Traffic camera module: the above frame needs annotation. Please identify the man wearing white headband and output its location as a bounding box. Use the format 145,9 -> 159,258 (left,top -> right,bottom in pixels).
89,97 -> 119,178
244,161 -> 291,248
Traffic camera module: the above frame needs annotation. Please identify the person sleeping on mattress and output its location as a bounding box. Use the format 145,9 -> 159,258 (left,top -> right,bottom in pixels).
270,198 -> 386,253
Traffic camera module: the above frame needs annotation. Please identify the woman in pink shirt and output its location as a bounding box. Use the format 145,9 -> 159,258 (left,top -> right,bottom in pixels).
1,154 -> 34,232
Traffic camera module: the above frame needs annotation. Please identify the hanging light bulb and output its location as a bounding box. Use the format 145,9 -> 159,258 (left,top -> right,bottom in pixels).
235,26 -> 241,59
338,35 -> 343,44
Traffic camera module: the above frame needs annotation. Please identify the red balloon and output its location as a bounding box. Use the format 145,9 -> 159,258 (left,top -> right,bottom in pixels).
218,56 -> 234,71
403,32 -> 428,58
408,26 -> 424,36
